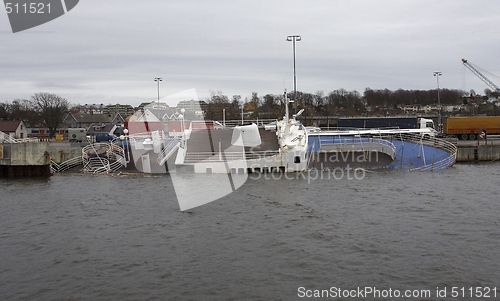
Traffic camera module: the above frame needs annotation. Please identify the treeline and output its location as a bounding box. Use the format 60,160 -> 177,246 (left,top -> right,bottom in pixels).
363,88 -> 467,107
204,88 -> 469,120
1,88 -> 486,134
0,93 -> 70,138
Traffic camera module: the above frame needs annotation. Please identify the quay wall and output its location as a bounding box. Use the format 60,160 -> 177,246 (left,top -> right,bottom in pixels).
456,144 -> 500,162
0,142 -> 51,177
49,144 -> 83,164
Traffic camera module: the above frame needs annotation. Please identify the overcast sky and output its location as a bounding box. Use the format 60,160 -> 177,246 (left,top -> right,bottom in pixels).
1,0 -> 500,107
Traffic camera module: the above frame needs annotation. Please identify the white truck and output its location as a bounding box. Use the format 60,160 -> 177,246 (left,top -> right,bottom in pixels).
337,117 -> 437,137
67,128 -> 87,142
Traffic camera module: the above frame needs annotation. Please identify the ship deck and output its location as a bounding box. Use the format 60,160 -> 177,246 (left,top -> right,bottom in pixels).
185,128 -> 279,155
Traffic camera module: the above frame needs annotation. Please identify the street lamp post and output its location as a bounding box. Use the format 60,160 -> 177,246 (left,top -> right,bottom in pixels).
287,35 -> 301,113
154,77 -> 162,108
433,71 -> 442,132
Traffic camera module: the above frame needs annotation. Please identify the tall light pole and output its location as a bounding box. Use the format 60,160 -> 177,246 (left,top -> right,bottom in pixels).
433,71 -> 442,132
154,77 -> 162,108
287,35 -> 301,113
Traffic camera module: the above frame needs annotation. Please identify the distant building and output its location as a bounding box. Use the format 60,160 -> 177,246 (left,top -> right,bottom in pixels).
103,104 -> 135,117
63,112 -> 112,129
79,104 -> 105,115
175,100 -> 207,120
402,105 -> 420,113
138,101 -> 169,111
176,100 -> 207,112
0,120 -> 28,139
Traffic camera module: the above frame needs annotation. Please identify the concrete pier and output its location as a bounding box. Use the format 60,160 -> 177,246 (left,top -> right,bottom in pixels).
0,141 -> 51,177
48,142 -> 84,164
455,140 -> 500,162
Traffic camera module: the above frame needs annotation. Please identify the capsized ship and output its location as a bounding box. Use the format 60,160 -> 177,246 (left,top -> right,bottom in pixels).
112,114 -> 456,175
53,98 -> 456,175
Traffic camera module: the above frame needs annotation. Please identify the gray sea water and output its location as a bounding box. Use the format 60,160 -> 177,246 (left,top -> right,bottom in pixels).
1,163 -> 499,300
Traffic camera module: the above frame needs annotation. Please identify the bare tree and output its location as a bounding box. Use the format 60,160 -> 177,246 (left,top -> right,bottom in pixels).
31,93 -> 70,138
0,102 -> 8,120
11,99 -> 39,127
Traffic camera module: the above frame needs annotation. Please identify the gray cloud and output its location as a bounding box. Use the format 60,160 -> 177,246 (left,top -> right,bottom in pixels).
1,0 -> 500,106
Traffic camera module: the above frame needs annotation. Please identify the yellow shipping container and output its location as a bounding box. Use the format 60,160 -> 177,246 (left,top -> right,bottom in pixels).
55,134 -> 64,141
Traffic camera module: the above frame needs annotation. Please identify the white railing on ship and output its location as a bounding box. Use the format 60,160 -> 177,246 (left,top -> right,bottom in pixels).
215,119 -> 278,128
157,133 -> 182,166
316,131 -> 456,170
401,134 -> 457,171
317,136 -> 397,161
82,141 -> 127,174
83,157 -> 109,172
0,131 -> 39,143
183,150 -> 279,163
82,156 -> 122,174
109,138 -> 126,159
50,157 -> 83,173
380,132 -> 456,170
109,161 -> 122,173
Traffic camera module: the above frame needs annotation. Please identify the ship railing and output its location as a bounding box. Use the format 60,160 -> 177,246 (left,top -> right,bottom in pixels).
126,132 -> 153,143
313,130 -> 457,170
215,119 -> 278,129
81,156 -> 122,174
181,122 -> 192,149
183,150 -> 279,163
395,133 -> 457,170
127,130 -> 184,146
373,132 -> 457,170
81,142 -> 125,174
0,132 -> 18,143
127,130 -> 171,141
83,157 -> 110,173
0,131 -> 39,144
50,156 -> 83,173
319,126 -> 402,132
157,137 -> 182,166
318,137 -> 397,161
82,142 -> 111,157
109,138 -> 126,160
107,149 -> 126,169
105,158 -> 125,174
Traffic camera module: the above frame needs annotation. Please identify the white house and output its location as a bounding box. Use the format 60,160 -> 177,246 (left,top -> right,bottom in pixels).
0,120 -> 28,139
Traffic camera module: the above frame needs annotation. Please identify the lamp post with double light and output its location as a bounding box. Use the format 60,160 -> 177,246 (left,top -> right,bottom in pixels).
154,77 -> 162,108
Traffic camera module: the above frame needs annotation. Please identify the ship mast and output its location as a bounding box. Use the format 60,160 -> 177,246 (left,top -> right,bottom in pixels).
284,90 -> 290,125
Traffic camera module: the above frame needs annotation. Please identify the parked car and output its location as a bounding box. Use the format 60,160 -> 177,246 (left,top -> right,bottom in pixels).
95,132 -> 117,142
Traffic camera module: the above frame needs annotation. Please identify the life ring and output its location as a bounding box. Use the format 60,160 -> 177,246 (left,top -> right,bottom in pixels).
479,131 -> 486,139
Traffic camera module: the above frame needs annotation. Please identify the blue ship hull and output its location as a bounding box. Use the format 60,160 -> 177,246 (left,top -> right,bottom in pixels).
307,133 -> 456,170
